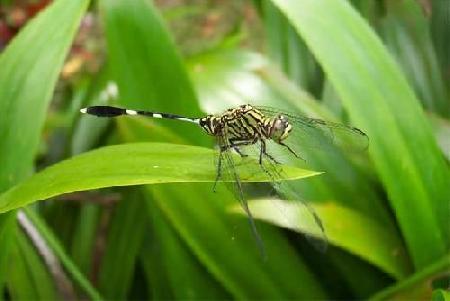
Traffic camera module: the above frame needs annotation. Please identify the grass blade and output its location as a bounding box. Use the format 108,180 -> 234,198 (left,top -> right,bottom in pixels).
0,0 -> 90,289
370,254 -> 450,300
269,0 -> 450,269
23,208 -> 102,301
245,200 -> 411,279
0,143 -> 319,214
97,190 -> 146,299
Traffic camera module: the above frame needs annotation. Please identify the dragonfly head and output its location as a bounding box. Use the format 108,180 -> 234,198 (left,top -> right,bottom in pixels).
269,115 -> 292,141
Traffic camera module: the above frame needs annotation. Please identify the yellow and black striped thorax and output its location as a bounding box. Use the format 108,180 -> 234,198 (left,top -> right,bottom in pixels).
199,104 -> 274,141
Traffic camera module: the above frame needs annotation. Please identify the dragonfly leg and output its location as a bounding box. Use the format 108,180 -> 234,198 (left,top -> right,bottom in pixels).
260,140 -> 280,164
213,149 -> 224,192
279,141 -> 305,162
233,146 -> 248,158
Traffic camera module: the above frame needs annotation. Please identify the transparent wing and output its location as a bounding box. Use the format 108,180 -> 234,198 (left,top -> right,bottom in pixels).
239,141 -> 329,252
260,148 -> 328,252
256,106 -> 369,154
215,132 -> 267,258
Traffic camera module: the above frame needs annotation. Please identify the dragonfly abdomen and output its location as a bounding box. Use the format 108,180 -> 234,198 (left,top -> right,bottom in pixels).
80,105 -> 200,124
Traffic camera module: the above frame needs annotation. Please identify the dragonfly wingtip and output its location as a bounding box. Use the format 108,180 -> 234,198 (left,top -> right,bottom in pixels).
80,108 -> 87,114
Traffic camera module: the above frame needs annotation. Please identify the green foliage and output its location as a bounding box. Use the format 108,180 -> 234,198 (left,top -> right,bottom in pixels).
270,0 -> 449,269
0,0 -> 89,296
0,0 -> 448,300
244,199 -> 410,279
0,143 -> 315,214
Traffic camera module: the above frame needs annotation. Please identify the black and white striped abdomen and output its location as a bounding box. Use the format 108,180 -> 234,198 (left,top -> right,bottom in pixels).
80,106 -> 199,124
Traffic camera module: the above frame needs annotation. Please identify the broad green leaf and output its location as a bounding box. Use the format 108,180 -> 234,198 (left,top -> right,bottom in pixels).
270,0 -> 450,268
0,0 -> 89,191
0,0 -> 89,288
0,143 -> 318,214
242,200 -> 411,279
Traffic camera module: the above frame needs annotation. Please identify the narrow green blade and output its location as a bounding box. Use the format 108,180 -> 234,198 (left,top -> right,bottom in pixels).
269,0 -> 450,269
0,143 -> 319,214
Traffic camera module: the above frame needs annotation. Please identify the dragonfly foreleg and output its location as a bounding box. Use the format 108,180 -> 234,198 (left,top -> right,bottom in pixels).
233,146 -> 248,158
260,139 -> 280,164
278,141 -> 305,162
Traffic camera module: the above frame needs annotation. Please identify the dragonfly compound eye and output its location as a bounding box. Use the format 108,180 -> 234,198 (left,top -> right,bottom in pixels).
270,115 -> 292,141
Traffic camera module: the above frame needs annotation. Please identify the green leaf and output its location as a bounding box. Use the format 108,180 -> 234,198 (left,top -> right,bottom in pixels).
97,189 -> 146,299
119,122 -> 326,299
428,113 -> 450,161
96,0 -> 326,298
370,254 -> 450,300
98,0 -> 203,143
261,0 -> 323,96
0,0 -> 89,288
0,143 -> 319,214
432,289 -> 450,301
7,231 -> 58,300
0,0 -> 90,191
188,49 -> 392,225
430,0 -> 450,83
95,0 -> 223,298
0,213 -> 16,291
269,0 -> 450,269
243,200 -> 411,279
142,198 -> 228,299
70,204 -> 100,276
188,47 -> 400,296
380,0 -> 449,116
149,183 -> 327,299
23,208 -> 102,301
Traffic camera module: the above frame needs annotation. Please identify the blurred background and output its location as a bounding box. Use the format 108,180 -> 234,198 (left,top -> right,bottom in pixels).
0,0 -> 449,300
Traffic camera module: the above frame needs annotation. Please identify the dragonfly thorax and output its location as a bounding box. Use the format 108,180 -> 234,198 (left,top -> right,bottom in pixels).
198,105 -> 292,145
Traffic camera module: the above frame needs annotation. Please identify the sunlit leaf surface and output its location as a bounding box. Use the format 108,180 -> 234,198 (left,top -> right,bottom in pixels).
238,199 -> 411,279
0,143 -> 318,214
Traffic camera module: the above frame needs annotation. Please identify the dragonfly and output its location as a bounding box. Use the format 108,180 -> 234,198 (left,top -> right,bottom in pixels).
80,104 -> 368,257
